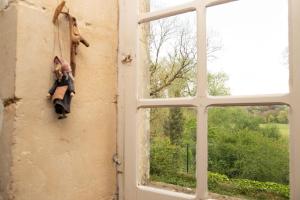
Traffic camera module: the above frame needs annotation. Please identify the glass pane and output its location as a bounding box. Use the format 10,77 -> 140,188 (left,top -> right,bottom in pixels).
208,105 -> 290,199
206,0 -> 289,96
140,0 -> 194,13
138,107 -> 197,194
139,12 -> 197,98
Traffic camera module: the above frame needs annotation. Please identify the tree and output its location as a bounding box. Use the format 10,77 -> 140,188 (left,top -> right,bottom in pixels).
148,18 -> 197,97
164,106 -> 185,145
208,72 -> 230,96
208,107 -> 289,184
143,16 -> 228,98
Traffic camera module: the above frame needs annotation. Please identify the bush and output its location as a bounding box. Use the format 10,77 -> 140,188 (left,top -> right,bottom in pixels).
231,179 -> 289,199
151,173 -> 196,188
208,172 -> 229,189
208,107 -> 289,184
151,171 -> 289,199
261,124 -> 281,139
208,172 -> 289,199
150,137 -> 183,176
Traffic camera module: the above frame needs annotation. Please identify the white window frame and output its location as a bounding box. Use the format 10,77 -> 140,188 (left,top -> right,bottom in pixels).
117,0 -> 300,199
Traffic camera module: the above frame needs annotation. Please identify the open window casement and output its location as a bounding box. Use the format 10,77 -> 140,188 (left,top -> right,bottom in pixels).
118,0 -> 300,199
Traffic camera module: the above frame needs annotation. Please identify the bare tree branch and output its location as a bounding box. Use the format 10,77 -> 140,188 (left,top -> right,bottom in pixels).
147,17 -> 222,97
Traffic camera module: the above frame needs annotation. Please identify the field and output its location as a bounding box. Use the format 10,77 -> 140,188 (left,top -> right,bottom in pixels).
260,123 -> 289,137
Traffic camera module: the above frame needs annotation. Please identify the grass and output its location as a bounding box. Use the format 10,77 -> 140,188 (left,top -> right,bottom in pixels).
260,123 -> 289,137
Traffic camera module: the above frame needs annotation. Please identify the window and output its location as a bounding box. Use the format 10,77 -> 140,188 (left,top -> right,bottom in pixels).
118,0 -> 300,199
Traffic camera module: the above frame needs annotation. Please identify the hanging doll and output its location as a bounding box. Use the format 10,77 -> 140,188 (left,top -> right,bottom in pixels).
47,56 -> 75,119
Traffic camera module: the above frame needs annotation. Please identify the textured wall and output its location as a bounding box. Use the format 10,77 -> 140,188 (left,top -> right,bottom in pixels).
0,2 -> 16,99
0,0 -> 118,199
0,4 -> 17,200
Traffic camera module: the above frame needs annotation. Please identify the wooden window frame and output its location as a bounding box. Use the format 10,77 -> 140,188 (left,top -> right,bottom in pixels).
117,0 -> 300,199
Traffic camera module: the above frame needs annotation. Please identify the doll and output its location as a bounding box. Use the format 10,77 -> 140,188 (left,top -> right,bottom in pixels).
47,57 -> 75,119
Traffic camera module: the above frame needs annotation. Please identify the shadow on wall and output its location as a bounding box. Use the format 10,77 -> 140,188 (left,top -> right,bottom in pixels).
0,100 -> 3,200
0,0 -> 8,10
0,100 -> 2,134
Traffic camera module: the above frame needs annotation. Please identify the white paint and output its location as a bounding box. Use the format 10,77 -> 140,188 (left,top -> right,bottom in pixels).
119,0 -> 300,199
289,0 -> 300,198
145,0 -> 289,96
150,0 -> 195,11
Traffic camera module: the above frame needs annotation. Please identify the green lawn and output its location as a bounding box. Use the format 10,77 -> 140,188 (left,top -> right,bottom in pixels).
260,123 -> 289,137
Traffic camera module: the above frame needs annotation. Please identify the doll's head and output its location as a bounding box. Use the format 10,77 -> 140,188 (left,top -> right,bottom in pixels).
61,61 -> 72,73
53,56 -> 74,81
61,59 -> 75,81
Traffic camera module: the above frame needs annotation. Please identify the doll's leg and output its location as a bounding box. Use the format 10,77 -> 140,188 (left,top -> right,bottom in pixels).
55,102 -> 67,119
58,109 -> 67,119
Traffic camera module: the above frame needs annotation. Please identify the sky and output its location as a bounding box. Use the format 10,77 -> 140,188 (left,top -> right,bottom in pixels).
149,0 -> 289,96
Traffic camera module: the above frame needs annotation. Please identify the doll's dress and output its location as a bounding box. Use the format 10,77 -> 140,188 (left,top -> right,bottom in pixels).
49,75 -> 75,114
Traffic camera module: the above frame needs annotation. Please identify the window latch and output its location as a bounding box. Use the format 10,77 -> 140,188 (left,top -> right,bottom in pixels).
113,154 -> 121,166
121,54 -> 133,64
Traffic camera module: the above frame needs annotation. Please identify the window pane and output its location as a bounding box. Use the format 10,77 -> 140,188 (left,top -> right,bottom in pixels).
138,107 -> 197,194
140,0 -> 194,12
206,0 -> 289,96
207,105 -> 290,199
139,12 -> 197,98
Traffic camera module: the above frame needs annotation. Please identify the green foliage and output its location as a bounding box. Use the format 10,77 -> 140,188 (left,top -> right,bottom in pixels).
249,105 -> 289,124
277,110 -> 289,124
150,103 -> 289,199
261,124 -> 281,139
208,172 -> 289,200
208,107 -> 289,184
146,18 -> 290,199
151,173 -> 196,188
164,107 -> 185,145
208,107 -> 263,134
208,172 -> 230,189
150,137 -> 182,176
151,171 -> 289,199
208,72 -> 230,96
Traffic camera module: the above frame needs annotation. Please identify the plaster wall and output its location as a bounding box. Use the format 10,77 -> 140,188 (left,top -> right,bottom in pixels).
0,3 -> 16,99
0,4 -> 17,200
0,0 -> 118,200
0,101 -> 3,137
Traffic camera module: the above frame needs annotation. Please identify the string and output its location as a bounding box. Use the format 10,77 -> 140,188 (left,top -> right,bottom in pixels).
52,20 -> 56,58
52,0 -> 64,59
57,18 -> 63,58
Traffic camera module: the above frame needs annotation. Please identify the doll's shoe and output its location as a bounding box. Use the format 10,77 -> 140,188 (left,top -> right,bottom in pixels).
58,115 -> 67,120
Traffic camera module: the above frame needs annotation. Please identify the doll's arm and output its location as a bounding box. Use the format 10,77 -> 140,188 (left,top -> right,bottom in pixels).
68,79 -> 75,96
48,81 -> 58,96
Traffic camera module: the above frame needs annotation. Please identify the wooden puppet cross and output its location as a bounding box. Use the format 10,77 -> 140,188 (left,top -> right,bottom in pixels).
52,1 -> 90,76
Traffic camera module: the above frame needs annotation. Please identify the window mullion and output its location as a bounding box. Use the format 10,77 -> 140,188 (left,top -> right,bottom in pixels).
196,2 -> 208,199
137,98 -> 198,108
205,0 -> 238,7
138,1 -> 197,24
196,106 -> 208,199
203,94 -> 290,107
196,2 -> 208,99
289,0 -> 300,198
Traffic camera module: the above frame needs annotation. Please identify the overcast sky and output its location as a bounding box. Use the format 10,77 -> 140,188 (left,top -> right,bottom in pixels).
149,0 -> 289,96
